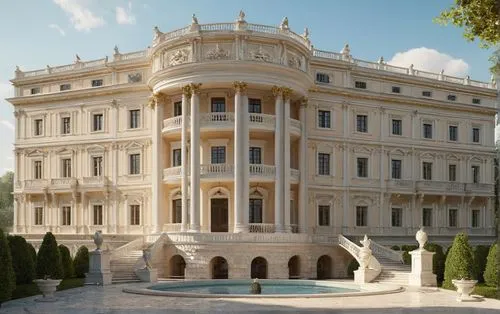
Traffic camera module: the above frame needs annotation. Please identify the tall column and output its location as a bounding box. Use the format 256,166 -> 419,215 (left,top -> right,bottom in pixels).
150,93 -> 166,234
273,86 -> 285,232
181,86 -> 191,232
234,81 -> 249,233
80,192 -> 86,234
25,194 -> 31,233
18,194 -> 25,233
72,191 -> 77,233
298,98 -> 308,233
283,88 -> 292,232
189,83 -> 202,232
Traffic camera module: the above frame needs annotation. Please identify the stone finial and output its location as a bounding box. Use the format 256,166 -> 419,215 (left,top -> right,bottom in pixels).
416,226 -> 427,249
341,43 -> 350,55
280,16 -> 289,30
439,69 -> 444,80
464,75 -> 470,85
237,10 -> 246,22
302,27 -> 310,39
192,14 -> 199,24
114,45 -> 120,55
93,230 -> 103,251
15,65 -> 21,73
75,54 -> 81,63
360,234 -> 371,248
153,26 -> 162,40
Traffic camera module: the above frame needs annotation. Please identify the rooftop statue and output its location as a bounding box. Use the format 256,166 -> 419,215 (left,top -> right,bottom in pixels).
192,14 -> 198,24
238,10 -> 246,22
280,17 -> 289,30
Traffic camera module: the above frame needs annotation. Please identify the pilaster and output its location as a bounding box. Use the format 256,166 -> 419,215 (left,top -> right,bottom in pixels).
189,83 -> 202,232
181,85 -> 191,232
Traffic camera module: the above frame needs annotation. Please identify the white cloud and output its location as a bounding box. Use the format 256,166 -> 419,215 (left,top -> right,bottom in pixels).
49,23 -> 66,36
388,47 -> 469,77
0,120 -> 14,132
53,0 -> 105,32
116,2 -> 136,25
0,82 -> 13,99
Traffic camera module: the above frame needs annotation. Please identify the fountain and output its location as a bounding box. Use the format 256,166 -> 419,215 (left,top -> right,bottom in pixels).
250,278 -> 262,294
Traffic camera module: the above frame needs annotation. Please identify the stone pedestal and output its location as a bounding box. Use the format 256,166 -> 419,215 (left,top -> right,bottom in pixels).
408,249 -> 436,287
135,268 -> 158,283
85,250 -> 112,285
354,268 -> 379,284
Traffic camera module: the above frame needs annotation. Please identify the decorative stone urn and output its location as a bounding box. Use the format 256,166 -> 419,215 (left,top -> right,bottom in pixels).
34,278 -> 62,301
250,279 -> 262,294
358,235 -> 372,269
416,227 -> 427,249
93,230 -> 103,251
452,279 -> 478,302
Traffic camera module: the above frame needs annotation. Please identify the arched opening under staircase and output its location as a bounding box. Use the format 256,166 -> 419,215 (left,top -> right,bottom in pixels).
169,255 -> 186,279
317,255 -> 332,279
251,256 -> 268,279
210,256 -> 229,279
288,255 -> 300,279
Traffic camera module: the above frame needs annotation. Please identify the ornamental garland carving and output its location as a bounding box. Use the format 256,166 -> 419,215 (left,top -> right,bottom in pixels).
250,45 -> 272,62
205,44 -> 230,60
167,49 -> 190,66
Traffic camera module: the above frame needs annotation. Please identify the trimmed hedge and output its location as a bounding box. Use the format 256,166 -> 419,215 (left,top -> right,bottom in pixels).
424,243 -> 445,286
401,245 -> 418,265
73,246 -> 89,278
58,245 -> 74,279
0,229 -> 15,306
27,243 -> 36,266
36,232 -> 63,279
347,259 -> 359,278
443,233 -> 474,289
7,235 -> 35,284
473,245 -> 490,283
484,243 -> 498,287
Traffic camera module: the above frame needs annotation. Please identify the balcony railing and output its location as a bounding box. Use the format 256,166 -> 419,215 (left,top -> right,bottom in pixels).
163,223 -> 183,232
416,181 -> 467,193
200,164 -> 234,178
163,116 -> 183,131
81,176 -> 107,186
249,223 -> 275,233
249,164 -> 275,178
290,119 -> 301,133
249,113 -> 275,130
201,112 -> 234,126
23,179 -> 48,190
290,168 -> 300,182
50,178 -> 77,188
465,183 -> 494,194
163,166 -> 183,181
386,179 -> 414,190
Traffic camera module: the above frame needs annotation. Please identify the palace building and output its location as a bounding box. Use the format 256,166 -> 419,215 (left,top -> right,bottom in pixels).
7,13 -> 498,281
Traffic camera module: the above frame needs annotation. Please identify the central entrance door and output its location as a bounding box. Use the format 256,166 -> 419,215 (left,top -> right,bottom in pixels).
211,198 -> 228,232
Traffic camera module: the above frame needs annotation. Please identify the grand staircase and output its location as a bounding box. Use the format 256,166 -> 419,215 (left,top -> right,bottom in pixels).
372,254 -> 411,285
110,250 -> 142,283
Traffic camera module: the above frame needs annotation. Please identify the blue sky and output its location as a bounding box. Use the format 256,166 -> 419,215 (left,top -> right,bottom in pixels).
0,0 -> 495,173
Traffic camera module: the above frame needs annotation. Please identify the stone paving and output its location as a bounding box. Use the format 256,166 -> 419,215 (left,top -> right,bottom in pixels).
1,282 -> 499,314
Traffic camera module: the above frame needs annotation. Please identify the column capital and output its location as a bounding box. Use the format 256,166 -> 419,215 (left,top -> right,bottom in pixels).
299,96 -> 308,108
147,92 -> 169,109
189,83 -> 202,94
282,87 -> 293,100
233,81 -> 248,93
181,85 -> 192,98
271,86 -> 282,97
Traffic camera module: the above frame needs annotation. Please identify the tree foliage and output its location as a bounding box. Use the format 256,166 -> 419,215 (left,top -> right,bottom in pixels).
435,0 -> 500,48
0,229 -> 15,305
443,233 -> 475,289
36,232 -> 63,279
484,243 -> 498,287
8,235 -> 35,284
73,246 -> 89,278
58,245 -> 74,279
424,243 -> 446,286
0,172 -> 14,230
473,245 -> 491,283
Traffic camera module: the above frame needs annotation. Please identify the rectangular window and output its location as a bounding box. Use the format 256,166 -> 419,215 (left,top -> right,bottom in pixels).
130,205 -> 140,225
172,199 -> 182,223
449,209 -> 458,227
318,110 -> 331,128
129,109 -> 140,129
249,147 -> 262,164
62,117 -> 71,134
423,123 -> 433,139
472,165 -> 480,183
422,91 -> 432,97
62,206 -> 71,226
357,157 -> 368,178
248,98 -> 262,113
249,199 -> 263,223
472,98 -> 481,105
173,101 -> 182,116
317,153 -> 330,175
472,128 -> 480,143
91,79 -> 103,87
391,159 -> 402,179
391,86 -> 401,93
471,210 -> 480,228
93,205 -> 103,225
211,146 -> 226,164
172,149 -> 182,167
62,158 -> 71,177
355,81 -> 367,89
129,154 -> 140,175
423,162 -> 433,180
92,156 -> 103,176
60,84 -> 71,91
391,208 -> 402,227
356,115 -> 368,132
449,125 -> 458,141
211,97 -> 226,112
447,94 -> 457,101
34,119 -> 43,136
356,206 -> 367,226
34,207 -> 43,225
449,164 -> 457,182
422,208 -> 432,227
34,160 -> 42,179
31,87 -> 41,95
392,119 -> 402,135
316,73 -> 330,83
318,205 -> 330,226
92,114 -> 103,131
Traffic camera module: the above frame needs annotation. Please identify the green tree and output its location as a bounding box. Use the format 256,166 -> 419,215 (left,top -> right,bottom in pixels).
443,233 -> 475,289
0,172 -> 14,230
484,243 -> 498,287
36,232 -> 63,279
7,235 -> 35,284
58,245 -> 74,279
0,229 -> 15,306
473,245 -> 491,283
424,243 -> 446,286
27,242 -> 36,266
73,246 -> 89,278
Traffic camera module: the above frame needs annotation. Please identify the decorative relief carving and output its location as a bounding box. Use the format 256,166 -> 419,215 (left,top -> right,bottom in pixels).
166,49 -> 190,66
287,54 -> 301,69
205,44 -> 230,60
250,45 -> 272,62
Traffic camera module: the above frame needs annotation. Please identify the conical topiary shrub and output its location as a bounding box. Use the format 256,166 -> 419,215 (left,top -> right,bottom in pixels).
8,235 -> 35,284
0,229 -> 15,306
443,233 -> 474,289
73,246 -> 89,278
483,243 -> 498,287
473,245 -> 490,283
27,242 -> 37,266
58,245 -> 74,279
36,232 -> 63,279
424,243 -> 445,286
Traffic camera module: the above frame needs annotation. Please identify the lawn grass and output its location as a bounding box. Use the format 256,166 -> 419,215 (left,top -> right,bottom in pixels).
11,278 -> 85,300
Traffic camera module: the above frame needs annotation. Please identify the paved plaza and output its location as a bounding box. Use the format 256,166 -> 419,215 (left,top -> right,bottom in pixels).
1,282 -> 498,314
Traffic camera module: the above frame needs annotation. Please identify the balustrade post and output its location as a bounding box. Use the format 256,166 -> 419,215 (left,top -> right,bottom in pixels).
189,83 -> 202,232
233,81 -> 249,233
298,97 -> 308,233
181,85 -> 191,232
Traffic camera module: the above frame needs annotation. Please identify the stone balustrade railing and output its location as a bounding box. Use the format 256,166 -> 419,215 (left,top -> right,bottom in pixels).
290,168 -> 300,181
200,163 -> 234,177
81,176 -> 107,186
110,236 -> 145,260
290,119 -> 301,130
23,179 -> 48,189
163,223 -> 183,232
249,113 -> 275,127
249,164 -> 275,177
163,166 -> 183,180
370,240 -> 404,263
164,232 -> 309,244
50,178 -> 77,187
338,234 -> 361,258
201,112 -> 234,124
248,223 -> 275,233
